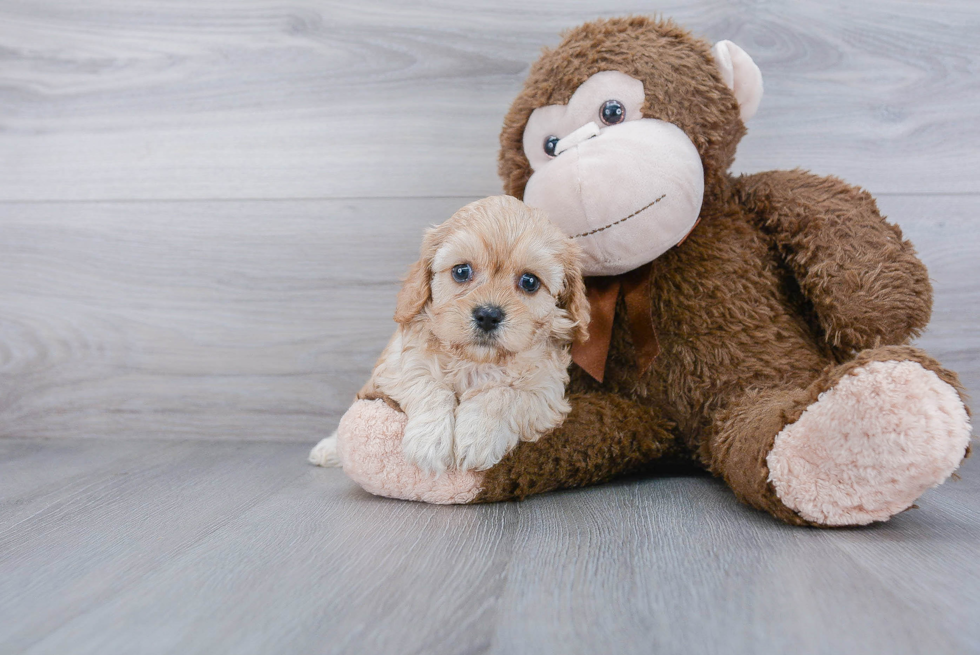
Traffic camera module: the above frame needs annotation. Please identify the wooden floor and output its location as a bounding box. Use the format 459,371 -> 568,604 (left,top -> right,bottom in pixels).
1,1 -> 978,653
3,438 -> 979,655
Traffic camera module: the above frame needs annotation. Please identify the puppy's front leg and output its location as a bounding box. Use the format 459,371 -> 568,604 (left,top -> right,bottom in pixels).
369,329 -> 458,475
400,386 -> 457,475
454,389 -> 517,471
454,385 -> 567,471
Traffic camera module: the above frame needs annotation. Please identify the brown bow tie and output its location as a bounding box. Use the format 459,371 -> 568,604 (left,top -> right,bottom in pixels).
570,261 -> 660,383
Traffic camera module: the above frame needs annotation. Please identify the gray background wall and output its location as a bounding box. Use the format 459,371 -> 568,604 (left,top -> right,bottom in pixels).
2,0 -> 977,444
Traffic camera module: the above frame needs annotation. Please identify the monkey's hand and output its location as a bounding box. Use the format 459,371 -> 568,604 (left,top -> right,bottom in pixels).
332,399 -> 483,504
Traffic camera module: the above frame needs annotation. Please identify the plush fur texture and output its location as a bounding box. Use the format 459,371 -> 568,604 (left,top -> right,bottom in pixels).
321,196 -> 589,474
767,360 -> 972,525
329,17 -> 973,526
337,399 -> 483,504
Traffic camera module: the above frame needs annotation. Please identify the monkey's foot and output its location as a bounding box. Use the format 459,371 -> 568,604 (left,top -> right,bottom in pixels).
767,360 -> 971,526
334,400 -> 483,504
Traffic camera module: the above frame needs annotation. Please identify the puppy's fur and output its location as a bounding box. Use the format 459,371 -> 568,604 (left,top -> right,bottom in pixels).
310,195 -> 589,473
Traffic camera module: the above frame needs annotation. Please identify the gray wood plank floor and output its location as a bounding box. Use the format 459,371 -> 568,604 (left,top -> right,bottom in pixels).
2,438 -> 979,655
1,1 -> 978,653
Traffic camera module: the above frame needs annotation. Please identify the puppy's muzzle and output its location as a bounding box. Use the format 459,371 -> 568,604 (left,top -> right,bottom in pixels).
472,305 -> 505,333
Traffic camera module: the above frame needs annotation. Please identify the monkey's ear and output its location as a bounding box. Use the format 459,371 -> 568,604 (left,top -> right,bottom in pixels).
711,40 -> 764,122
558,244 -> 591,344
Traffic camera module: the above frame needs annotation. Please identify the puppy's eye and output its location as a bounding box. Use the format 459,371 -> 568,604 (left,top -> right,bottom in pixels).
543,136 -> 560,158
600,99 -> 625,126
518,273 -> 540,294
451,263 -> 472,283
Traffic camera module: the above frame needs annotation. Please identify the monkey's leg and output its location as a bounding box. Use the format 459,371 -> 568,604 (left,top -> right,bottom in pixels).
331,393 -> 679,504
706,345 -> 972,526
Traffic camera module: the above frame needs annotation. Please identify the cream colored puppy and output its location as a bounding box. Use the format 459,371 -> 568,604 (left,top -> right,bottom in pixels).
310,195 -> 589,474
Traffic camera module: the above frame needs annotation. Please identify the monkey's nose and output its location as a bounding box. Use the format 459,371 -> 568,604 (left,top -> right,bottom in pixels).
555,121 -> 601,156
472,305 -> 505,332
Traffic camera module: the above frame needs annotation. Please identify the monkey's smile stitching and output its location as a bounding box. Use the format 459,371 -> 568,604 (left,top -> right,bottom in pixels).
571,194 -> 667,239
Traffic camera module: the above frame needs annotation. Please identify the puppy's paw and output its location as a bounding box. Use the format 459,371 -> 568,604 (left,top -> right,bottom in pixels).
453,402 -> 519,471
309,432 -> 342,467
402,412 -> 455,475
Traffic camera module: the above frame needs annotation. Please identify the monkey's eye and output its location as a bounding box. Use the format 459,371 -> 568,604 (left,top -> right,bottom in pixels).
543,135 -> 560,158
451,263 -> 472,283
600,99 -> 625,126
518,273 -> 540,294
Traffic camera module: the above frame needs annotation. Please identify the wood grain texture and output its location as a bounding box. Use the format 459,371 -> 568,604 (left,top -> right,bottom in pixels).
1,437 -> 978,655
1,195 -> 976,443
1,0 -> 979,200
0,197 -> 459,441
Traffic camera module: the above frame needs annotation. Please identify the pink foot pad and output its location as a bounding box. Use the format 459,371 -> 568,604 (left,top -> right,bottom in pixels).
335,399 -> 483,504
768,361 -> 972,526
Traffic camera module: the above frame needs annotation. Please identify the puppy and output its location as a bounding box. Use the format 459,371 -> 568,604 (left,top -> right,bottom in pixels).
310,195 -> 589,473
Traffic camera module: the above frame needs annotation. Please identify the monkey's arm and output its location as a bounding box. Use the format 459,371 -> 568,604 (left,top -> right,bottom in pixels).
472,392 -> 680,502
334,391 -> 681,504
736,169 -> 932,352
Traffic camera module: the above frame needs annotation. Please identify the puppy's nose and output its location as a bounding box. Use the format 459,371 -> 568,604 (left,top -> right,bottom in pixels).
472,305 -> 505,332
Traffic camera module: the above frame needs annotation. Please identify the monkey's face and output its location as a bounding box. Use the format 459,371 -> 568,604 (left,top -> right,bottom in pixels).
502,18 -> 764,277
521,71 -> 704,277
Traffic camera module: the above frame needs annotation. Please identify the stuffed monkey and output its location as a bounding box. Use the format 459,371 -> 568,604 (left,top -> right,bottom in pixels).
324,16 -> 972,526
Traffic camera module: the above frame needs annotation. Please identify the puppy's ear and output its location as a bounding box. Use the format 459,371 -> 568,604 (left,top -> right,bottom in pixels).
393,222 -> 451,324
393,258 -> 431,324
558,241 -> 590,343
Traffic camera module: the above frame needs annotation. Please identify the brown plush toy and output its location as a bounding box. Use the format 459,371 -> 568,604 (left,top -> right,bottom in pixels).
318,16 -> 973,526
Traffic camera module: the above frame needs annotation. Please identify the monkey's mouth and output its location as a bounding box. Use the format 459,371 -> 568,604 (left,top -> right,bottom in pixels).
570,193 -> 667,239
